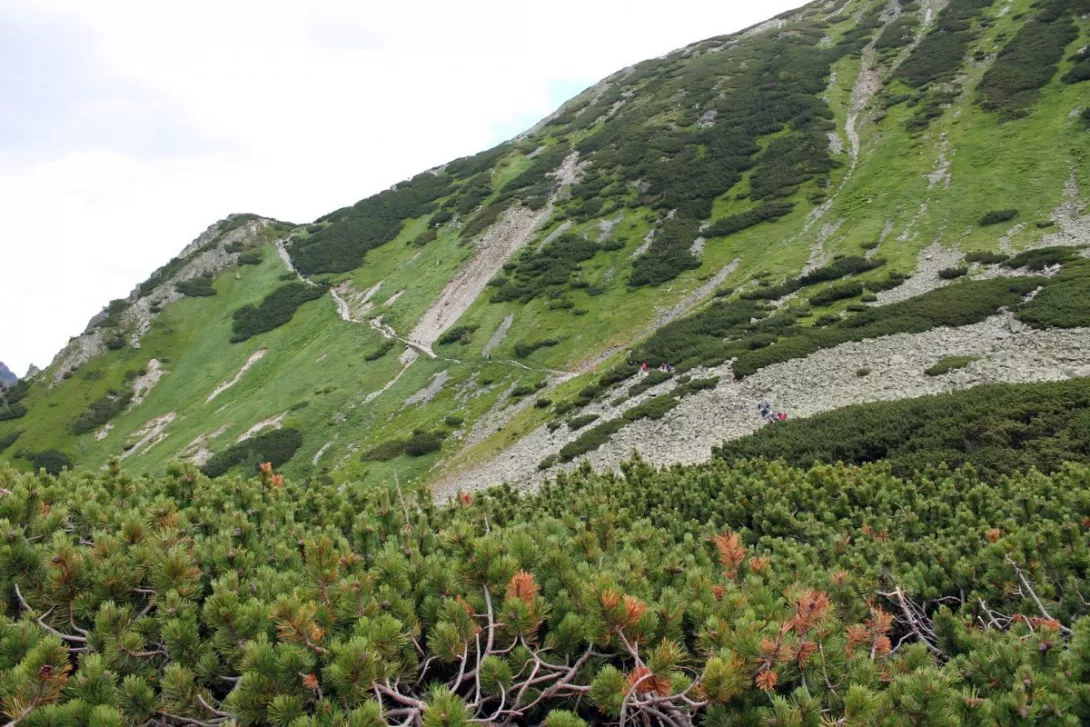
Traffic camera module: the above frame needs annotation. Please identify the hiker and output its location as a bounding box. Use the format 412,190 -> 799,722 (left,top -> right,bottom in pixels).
778,412 -> 787,422
757,400 -> 771,420
640,362 -> 650,376
659,363 -> 668,373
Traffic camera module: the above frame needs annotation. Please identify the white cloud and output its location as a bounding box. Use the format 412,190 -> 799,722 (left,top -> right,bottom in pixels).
0,0 -> 806,376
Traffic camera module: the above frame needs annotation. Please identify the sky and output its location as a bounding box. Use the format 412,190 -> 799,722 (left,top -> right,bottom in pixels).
0,0 -> 807,376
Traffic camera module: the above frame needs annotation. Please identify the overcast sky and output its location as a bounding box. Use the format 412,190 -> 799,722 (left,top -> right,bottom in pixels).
0,0 -> 806,376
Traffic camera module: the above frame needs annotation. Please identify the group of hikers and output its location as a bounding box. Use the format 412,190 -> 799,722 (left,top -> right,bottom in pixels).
634,362 -> 787,424
639,362 -> 674,376
758,400 -> 787,423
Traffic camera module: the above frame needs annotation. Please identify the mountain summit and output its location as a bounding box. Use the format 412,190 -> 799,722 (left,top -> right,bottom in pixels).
3,0 -> 1090,489
0,362 -> 16,387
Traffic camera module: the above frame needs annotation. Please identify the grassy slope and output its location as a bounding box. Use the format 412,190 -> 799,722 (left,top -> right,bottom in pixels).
4,0 -> 1089,487
433,0 -> 1090,481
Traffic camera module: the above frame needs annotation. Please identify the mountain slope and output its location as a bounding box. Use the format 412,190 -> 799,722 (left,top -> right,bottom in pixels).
4,0 -> 1090,489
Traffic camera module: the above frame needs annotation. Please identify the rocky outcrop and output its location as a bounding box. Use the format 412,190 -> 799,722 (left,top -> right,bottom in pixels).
0,362 -> 16,386
49,329 -> 107,385
206,349 -> 266,403
435,313 -> 1090,499
407,153 -> 582,354
130,359 -> 166,407
48,216 -> 273,384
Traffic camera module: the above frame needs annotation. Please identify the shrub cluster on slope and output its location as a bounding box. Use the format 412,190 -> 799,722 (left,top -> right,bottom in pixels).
894,0 -> 994,89
0,380 -> 31,422
977,0 -> 1080,119
569,19 -> 844,288
0,430 -> 20,455
489,234 -> 604,304
702,200 -> 795,238
291,173 -> 455,275
231,283 -> 325,343
731,276 -> 1039,377
200,427 -> 303,477
714,377 -> 1090,479
5,453 -> 1090,724
361,430 -> 444,462
11,448 -> 73,475
175,277 -> 217,297
70,390 -> 134,435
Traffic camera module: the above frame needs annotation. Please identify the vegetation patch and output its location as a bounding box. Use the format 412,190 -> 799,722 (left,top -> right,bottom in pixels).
231,283 -> 324,343
567,414 -> 600,431
71,390 -> 134,435
1017,259 -> 1090,328
714,377 -> 1090,480
628,370 -> 672,397
1063,44 -> 1090,84
14,449 -> 73,474
0,429 -> 20,454
1003,245 -> 1077,271
622,395 -> 680,421
937,266 -> 968,280
925,355 -> 980,376
8,431 -> 1090,721
574,25 -> 846,288
742,256 -> 884,302
979,209 -> 1019,226
808,281 -> 863,307
290,172 -> 455,274
629,216 -> 702,288
676,376 -> 719,396
557,418 -> 626,462
490,234 -> 604,304
436,326 -> 478,346
0,381 -> 31,422
361,430 -> 444,462
895,0 -> 994,89
704,201 -> 795,238
965,250 -> 1009,264
732,277 -> 1039,377
201,428 -> 303,477
363,339 -> 396,361
514,338 -> 559,358
176,277 -> 217,297
977,0 -> 1079,118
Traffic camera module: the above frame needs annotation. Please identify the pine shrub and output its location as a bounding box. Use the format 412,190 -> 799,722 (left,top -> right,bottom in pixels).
231,283 -> 324,343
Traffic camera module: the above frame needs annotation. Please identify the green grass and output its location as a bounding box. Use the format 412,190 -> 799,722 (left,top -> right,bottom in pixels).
7,0 -> 1090,494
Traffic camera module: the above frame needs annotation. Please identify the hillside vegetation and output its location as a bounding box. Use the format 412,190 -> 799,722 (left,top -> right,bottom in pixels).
5,457 -> 1090,725
1,0 -> 1089,493
7,1 -> 1090,723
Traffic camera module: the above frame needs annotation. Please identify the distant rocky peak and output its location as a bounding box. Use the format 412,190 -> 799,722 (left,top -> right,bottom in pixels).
0,361 -> 17,386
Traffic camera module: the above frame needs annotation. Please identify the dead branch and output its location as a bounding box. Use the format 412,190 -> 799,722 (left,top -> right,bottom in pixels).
1006,556 -> 1073,635
879,588 -> 943,658
13,583 -> 89,647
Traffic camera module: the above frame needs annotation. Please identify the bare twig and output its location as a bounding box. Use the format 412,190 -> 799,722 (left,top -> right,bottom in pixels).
153,711 -> 228,727
879,588 -> 943,658
393,470 -> 411,530
1006,556 -> 1073,635
619,672 -> 655,727
13,583 -> 88,645
197,695 -> 235,719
